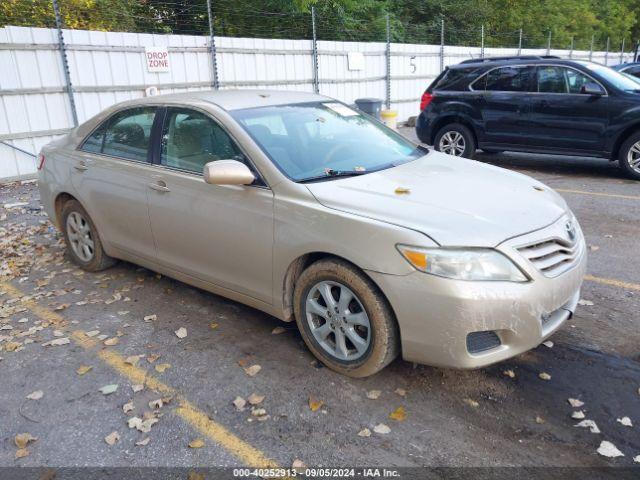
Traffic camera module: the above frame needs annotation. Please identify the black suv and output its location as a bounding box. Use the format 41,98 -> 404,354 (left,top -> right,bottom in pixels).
416,56 -> 640,180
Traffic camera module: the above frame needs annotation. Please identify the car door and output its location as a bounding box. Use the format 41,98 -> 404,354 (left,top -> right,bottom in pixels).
71,107 -> 158,261
146,106 -> 274,304
527,65 -> 608,152
471,65 -> 535,146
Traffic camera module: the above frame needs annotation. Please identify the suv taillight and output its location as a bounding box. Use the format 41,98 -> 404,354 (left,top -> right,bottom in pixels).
420,92 -> 434,111
37,153 -> 45,170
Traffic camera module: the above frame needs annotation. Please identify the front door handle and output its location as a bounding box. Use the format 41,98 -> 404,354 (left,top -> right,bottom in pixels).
148,181 -> 170,193
74,161 -> 89,172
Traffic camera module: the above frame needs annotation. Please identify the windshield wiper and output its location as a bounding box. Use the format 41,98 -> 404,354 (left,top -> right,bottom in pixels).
298,168 -> 370,183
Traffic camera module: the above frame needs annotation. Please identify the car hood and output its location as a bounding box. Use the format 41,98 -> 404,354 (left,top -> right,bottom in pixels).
305,151 -> 568,247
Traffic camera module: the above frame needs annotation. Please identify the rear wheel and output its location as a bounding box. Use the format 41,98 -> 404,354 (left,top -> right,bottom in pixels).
293,259 -> 399,377
619,132 -> 640,180
434,123 -> 476,159
60,200 -> 116,271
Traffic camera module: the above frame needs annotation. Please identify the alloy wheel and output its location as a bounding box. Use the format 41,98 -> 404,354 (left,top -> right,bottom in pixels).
439,131 -> 466,156
305,280 -> 371,362
66,211 -> 95,262
627,141 -> 640,174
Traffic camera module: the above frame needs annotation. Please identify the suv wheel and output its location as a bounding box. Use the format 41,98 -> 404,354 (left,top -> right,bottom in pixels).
619,132 -> 640,180
434,123 -> 476,158
293,259 -> 399,377
60,200 -> 116,271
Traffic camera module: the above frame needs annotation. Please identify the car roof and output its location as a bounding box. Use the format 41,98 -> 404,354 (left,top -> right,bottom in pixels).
448,57 -> 602,70
115,89 -> 331,111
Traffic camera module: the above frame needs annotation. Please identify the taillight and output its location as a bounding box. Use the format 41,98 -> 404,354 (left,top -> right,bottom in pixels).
420,91 -> 434,111
37,153 -> 45,170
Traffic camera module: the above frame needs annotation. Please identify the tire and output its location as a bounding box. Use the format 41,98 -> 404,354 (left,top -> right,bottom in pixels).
434,122 -> 476,158
618,131 -> 640,180
293,258 -> 399,377
60,199 -> 116,271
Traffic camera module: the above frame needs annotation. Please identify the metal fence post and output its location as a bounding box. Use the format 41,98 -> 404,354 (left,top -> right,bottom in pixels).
311,6 -> 319,94
439,18 -> 444,72
480,24 -> 485,58
518,29 -> 522,55
605,37 -> 610,65
385,14 -> 391,110
569,37 -> 574,59
52,0 -> 78,127
620,38 -> 626,63
206,0 -> 219,89
546,30 -> 551,55
589,34 -> 594,61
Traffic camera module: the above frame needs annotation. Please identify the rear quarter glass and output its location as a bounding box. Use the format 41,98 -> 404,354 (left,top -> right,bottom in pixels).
431,68 -> 476,91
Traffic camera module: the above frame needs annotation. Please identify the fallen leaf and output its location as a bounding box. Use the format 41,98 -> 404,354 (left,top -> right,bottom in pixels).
251,408 -> 267,417
572,411 -> 586,419
43,337 -> 70,347
568,398 -> 584,407
144,314 -> 157,322
155,363 -> 171,373
271,326 -> 286,334
15,448 -> 29,459
244,364 -> 261,377
15,433 -> 37,449
209,322 -> 218,330
597,440 -> 624,458
633,455 -> 640,463
394,187 -> 411,194
389,406 -> 407,421
122,401 -> 134,413
308,396 -> 324,412
189,439 -> 205,449
104,431 -> 120,446
26,390 -> 43,400
589,245 -> 600,252
125,355 -> 142,366
85,330 -> 100,337
175,327 -> 187,339
292,459 -> 306,469
76,365 -> 92,375
357,428 -> 371,437
99,384 -> 118,395
104,337 -> 119,346
4,341 -> 21,351
247,393 -> 265,405
366,390 -> 381,400
394,388 -> 407,397
132,384 -> 144,393
149,398 -> 164,409
147,353 -> 160,363
575,419 -> 600,434
578,299 -> 594,306
539,372 -> 551,381
463,398 -> 479,408
503,369 -> 516,378
617,416 -> 633,427
542,340 -> 554,348
373,423 -> 390,434
535,416 -> 545,424
233,396 -> 246,411
135,437 -> 150,446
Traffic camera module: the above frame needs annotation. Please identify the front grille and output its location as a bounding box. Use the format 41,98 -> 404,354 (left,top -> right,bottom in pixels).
466,331 -> 501,354
517,237 -> 582,278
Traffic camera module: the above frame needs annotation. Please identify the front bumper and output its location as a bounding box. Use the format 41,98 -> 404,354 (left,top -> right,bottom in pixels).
368,218 -> 587,369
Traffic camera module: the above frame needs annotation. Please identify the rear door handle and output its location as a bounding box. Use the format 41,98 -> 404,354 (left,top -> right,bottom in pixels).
148,181 -> 170,193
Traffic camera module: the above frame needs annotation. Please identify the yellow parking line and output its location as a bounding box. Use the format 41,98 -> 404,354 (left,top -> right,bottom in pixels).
0,281 -> 277,468
584,274 -> 640,291
555,188 -> 640,201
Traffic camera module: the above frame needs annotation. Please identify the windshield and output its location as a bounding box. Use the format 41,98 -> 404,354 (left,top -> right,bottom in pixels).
231,102 -> 424,181
581,62 -> 640,91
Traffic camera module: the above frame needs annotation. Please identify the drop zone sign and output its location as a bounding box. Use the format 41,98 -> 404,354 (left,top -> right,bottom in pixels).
145,47 -> 170,73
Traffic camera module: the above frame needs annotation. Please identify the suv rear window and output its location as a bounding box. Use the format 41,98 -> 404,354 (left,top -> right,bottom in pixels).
472,66 -> 534,92
432,68 -> 473,91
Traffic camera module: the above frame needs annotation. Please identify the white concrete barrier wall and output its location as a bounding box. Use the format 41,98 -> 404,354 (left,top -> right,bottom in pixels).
0,25 -> 635,180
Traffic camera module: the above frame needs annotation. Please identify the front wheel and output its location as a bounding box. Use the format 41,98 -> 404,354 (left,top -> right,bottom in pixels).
293,259 -> 399,377
619,132 -> 640,180
434,123 -> 476,158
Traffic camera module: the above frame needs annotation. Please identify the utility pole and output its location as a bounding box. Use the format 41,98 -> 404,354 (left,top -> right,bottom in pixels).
311,6 -> 319,94
620,37 -> 626,63
480,24 -> 485,58
605,37 -> 610,65
546,30 -> 551,55
385,14 -> 391,109
517,28 -> 522,55
439,18 -> 444,72
206,0 -> 219,89
52,0 -> 78,126
569,37 -> 574,59
589,34 -> 594,61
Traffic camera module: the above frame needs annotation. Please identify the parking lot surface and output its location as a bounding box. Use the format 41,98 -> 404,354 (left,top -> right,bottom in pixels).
1,131 -> 639,470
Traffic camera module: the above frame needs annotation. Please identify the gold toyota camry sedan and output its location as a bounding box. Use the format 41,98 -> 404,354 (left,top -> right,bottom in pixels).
38,90 -> 586,377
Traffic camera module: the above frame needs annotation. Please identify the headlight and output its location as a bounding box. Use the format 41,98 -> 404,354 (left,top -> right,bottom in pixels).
397,245 -> 528,282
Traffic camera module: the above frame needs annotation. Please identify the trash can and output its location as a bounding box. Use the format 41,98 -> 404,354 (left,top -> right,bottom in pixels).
381,110 -> 398,130
354,98 -> 383,120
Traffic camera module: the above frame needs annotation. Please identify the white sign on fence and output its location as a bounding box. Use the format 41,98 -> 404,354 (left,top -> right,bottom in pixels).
347,51 -> 365,71
145,46 -> 170,72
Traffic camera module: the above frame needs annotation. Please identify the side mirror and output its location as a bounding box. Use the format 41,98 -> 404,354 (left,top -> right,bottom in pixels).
580,82 -> 605,96
203,160 -> 255,186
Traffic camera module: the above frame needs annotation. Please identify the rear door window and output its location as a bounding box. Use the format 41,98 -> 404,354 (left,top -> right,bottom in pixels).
537,66 -> 568,93
474,66 -> 534,92
82,107 -> 156,162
